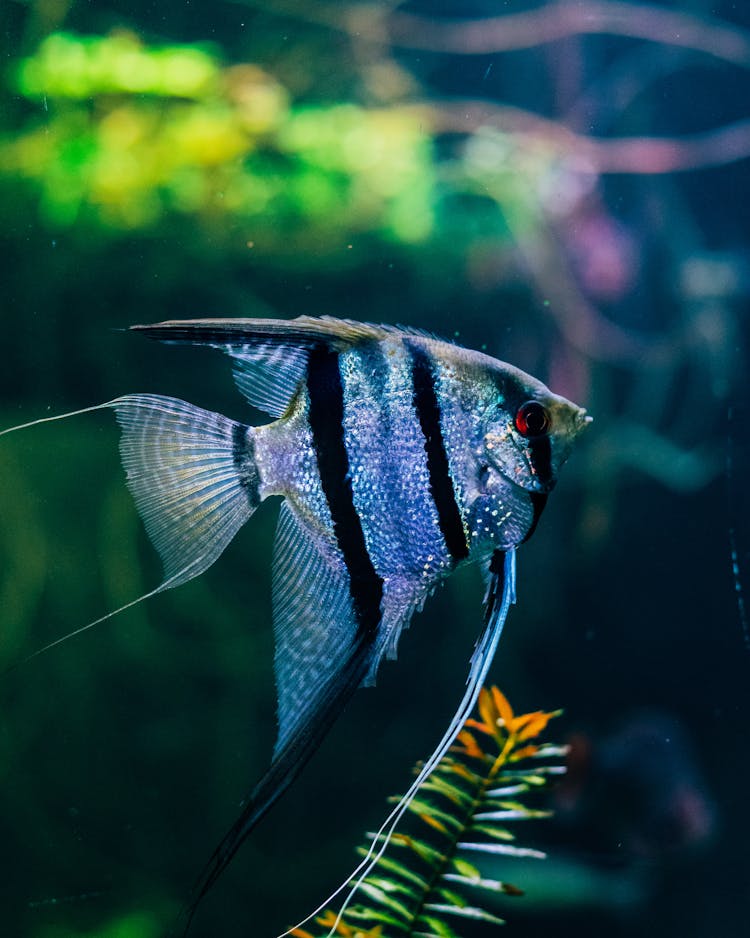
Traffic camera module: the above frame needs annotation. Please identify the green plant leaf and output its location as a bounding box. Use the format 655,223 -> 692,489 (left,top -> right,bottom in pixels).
295,687 -> 563,937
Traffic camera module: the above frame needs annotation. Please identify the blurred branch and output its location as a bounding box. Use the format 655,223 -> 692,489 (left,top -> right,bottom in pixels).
235,0 -> 750,69
576,119 -> 750,174
589,422 -> 722,492
389,1 -> 750,67
233,3 -> 750,173
509,223 -> 665,364
425,102 -> 750,174
565,44 -> 690,130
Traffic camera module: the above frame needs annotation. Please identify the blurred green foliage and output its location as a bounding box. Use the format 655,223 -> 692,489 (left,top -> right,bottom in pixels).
18,33 -> 220,98
35,909 -> 162,938
2,31 -> 436,246
0,27 -> 568,269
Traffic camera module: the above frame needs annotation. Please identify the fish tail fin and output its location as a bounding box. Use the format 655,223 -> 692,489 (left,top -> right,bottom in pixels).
1,395 -> 261,671
0,400 -> 124,437
1,394 -> 260,589
112,394 -> 261,589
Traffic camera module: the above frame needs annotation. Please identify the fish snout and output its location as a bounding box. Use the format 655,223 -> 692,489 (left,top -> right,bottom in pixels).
549,400 -> 592,446
576,409 -> 593,435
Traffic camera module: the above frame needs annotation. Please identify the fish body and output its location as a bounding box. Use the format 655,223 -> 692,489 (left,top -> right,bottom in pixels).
251,329 -> 579,680
4,317 -> 589,925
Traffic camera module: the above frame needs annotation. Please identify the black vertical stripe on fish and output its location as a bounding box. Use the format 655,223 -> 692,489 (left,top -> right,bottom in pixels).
522,492 -> 548,543
407,343 -> 469,562
232,422 -> 260,505
528,434 -> 553,488
306,345 -> 384,640
483,549 -> 506,625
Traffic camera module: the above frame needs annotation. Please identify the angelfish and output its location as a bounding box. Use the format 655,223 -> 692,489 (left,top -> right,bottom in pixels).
2,317 -> 589,927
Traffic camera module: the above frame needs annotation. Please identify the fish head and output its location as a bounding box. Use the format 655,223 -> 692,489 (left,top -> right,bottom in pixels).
480,362 -> 591,495
463,358 -> 590,549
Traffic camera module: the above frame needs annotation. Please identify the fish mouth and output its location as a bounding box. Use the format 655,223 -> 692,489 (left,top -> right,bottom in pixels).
548,397 -> 592,439
577,410 -> 593,434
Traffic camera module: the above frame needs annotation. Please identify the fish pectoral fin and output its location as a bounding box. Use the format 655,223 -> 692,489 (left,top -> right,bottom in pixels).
113,394 -> 260,589
482,547 -> 517,628
130,317 -> 391,418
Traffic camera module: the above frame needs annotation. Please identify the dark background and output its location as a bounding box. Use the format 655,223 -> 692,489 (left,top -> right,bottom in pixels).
0,2 -> 748,936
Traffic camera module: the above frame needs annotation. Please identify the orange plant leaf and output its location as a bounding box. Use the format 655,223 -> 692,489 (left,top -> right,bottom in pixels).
443,760 -> 480,782
508,743 -> 540,761
514,711 -> 554,741
477,686 -> 499,735
420,812 -> 449,834
315,911 -> 343,930
491,686 -> 515,729
464,717 -> 494,736
456,729 -> 485,759
313,911 -> 384,937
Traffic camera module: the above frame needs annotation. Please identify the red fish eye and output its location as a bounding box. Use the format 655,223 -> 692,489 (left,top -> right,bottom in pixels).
515,400 -> 550,437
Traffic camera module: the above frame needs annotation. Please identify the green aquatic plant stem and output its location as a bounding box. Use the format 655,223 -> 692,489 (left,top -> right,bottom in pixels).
406,725 -> 520,930
293,687 -> 563,937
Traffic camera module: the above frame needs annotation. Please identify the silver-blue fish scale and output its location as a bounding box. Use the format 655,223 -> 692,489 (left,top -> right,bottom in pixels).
256,394 -> 341,567
340,340 -> 453,587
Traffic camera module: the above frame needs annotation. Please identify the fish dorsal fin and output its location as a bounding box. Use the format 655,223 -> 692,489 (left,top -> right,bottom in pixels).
131,317 -> 391,419
394,322 -> 446,341
271,501 -> 371,757
228,343 -> 308,418
131,315 -> 388,350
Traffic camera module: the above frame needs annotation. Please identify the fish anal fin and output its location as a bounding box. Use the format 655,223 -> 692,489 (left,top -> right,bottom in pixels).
179,501 -> 380,931
283,550 -> 518,937
272,501 -> 373,757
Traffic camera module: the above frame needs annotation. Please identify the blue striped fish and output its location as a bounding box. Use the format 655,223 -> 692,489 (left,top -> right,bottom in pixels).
1,317 -> 589,928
